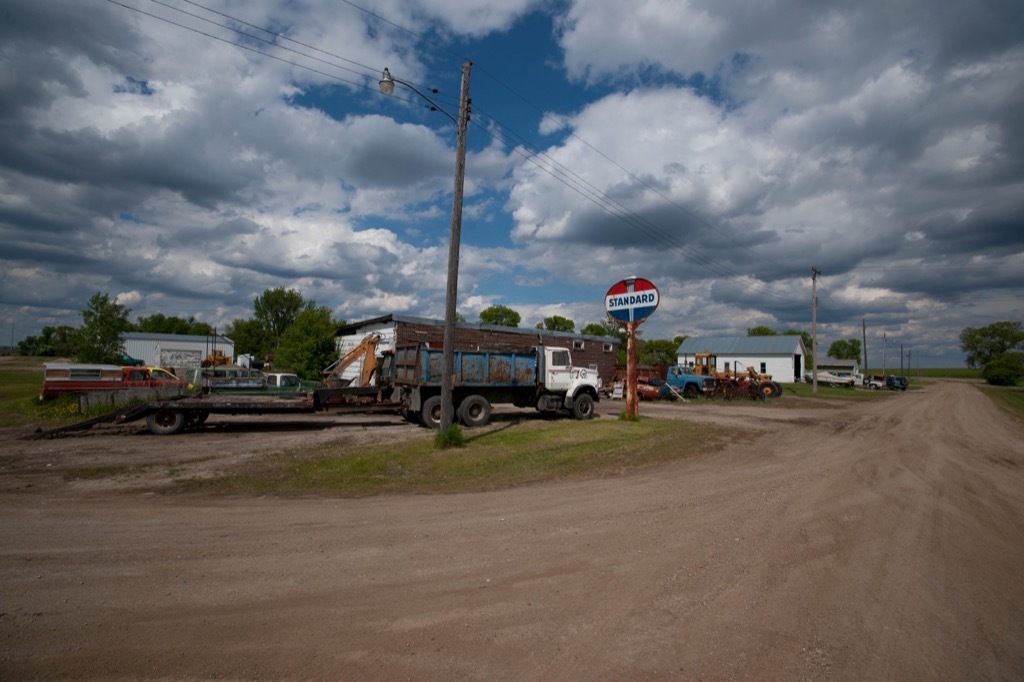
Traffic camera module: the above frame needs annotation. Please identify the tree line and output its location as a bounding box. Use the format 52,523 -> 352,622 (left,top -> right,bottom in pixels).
18,289 -> 344,380
28,290 -> 960,381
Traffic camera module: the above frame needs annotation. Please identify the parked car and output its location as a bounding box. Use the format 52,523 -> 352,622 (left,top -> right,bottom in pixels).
804,371 -> 856,387
119,353 -> 145,367
637,377 -> 680,400
886,375 -> 909,391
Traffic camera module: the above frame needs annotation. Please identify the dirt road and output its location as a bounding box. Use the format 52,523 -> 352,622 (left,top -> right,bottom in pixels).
2,381 -> 1023,679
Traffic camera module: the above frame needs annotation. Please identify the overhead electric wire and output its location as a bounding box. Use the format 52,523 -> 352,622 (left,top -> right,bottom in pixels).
109,0 -> 825,304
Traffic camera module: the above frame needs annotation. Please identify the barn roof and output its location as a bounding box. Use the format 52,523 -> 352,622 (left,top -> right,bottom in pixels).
676,335 -> 806,356
123,331 -> 233,345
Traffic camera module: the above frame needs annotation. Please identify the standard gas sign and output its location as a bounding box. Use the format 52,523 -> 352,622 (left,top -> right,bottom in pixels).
605,277 -> 659,324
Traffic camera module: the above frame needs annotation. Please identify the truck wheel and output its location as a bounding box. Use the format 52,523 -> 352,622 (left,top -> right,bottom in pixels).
420,396 -> 443,429
147,409 -> 185,435
683,384 -> 699,399
571,393 -> 595,420
458,395 -> 492,427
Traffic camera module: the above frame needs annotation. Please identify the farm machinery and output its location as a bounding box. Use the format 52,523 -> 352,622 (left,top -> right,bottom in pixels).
690,353 -> 783,400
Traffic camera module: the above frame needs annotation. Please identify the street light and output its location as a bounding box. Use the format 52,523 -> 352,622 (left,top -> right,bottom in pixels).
379,62 -> 472,433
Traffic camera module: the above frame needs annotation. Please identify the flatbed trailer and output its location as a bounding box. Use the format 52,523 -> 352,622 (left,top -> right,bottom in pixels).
19,387 -> 405,439
131,388 -> 406,435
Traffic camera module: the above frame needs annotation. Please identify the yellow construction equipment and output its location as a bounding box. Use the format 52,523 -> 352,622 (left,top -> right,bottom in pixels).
321,334 -> 381,388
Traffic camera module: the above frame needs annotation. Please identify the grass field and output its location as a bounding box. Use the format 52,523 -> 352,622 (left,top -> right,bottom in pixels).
0,356 -> 111,427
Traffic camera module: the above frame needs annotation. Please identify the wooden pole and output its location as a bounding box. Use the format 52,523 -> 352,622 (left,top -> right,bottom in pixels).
625,321 -> 639,419
439,61 -> 472,432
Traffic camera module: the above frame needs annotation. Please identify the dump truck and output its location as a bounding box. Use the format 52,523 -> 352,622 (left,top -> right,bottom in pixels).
393,342 -> 600,428
30,342 -> 601,436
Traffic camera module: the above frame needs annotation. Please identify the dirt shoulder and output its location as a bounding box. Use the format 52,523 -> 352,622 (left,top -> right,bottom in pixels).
2,382 -> 1023,679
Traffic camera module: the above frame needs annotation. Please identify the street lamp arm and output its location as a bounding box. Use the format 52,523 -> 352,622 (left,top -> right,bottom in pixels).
379,68 -> 457,125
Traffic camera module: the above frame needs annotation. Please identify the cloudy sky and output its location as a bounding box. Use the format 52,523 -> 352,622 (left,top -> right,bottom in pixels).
2,0 -> 1022,366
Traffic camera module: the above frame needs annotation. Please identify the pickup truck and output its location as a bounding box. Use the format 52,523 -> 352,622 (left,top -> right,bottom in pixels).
663,365 -> 709,398
40,363 -> 187,400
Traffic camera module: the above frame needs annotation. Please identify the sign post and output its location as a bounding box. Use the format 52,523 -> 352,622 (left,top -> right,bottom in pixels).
604,277 -> 660,419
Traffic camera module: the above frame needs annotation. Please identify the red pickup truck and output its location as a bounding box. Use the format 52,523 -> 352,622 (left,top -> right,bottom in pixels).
40,363 -> 187,400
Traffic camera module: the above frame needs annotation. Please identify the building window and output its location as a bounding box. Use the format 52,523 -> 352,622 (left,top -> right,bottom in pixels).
724,361 -> 731,372
573,340 -> 585,350
760,362 -> 767,374
603,343 -> 614,352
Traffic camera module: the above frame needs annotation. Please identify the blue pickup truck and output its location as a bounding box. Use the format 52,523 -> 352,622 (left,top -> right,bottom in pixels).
663,365 -> 709,398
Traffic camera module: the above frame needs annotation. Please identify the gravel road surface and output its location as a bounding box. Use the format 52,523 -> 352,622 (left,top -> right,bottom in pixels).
2,380 -> 1023,679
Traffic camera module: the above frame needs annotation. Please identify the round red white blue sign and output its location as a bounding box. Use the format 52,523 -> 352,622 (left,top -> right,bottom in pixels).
605,277 -> 659,324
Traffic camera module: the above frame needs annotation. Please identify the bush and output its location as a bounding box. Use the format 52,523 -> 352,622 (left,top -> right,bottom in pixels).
433,423 -> 465,449
982,352 -> 1024,386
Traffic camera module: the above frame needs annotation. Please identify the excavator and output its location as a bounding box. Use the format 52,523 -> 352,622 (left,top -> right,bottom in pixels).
321,334 -> 381,389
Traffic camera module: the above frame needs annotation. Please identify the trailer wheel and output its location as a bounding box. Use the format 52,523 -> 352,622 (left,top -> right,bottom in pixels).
420,396 -> 443,429
571,393 -> 595,420
771,381 -> 783,397
458,395 -> 492,427
146,409 -> 185,435
757,381 -> 779,399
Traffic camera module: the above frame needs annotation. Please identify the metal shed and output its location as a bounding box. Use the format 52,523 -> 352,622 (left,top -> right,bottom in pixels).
122,332 -> 234,371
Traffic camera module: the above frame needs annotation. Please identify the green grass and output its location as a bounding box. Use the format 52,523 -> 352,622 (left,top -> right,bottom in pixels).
179,417 -> 734,496
0,356 -> 60,427
0,355 -> 165,428
977,385 -> 1024,421
779,382 -> 878,400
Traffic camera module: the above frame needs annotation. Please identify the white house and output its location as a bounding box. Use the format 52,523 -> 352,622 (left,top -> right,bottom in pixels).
123,332 -> 234,370
676,335 -> 808,383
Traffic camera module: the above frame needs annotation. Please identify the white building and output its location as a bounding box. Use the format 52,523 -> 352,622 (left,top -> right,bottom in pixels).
122,332 -> 234,370
676,335 -> 808,383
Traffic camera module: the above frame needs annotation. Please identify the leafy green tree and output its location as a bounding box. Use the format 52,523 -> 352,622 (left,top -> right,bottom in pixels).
747,325 -> 779,336
959,321 -> 1024,369
76,292 -> 132,363
274,305 -> 340,380
18,325 -> 79,357
479,304 -> 520,327
135,313 -> 212,336
537,315 -> 575,332
638,339 -> 679,365
981,351 -> 1024,386
225,317 -> 272,359
827,338 -> 862,361
254,287 -> 306,351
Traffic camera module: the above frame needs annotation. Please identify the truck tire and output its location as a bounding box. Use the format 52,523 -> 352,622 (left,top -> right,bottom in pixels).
458,394 -> 492,427
571,393 -> 595,420
683,383 -> 700,399
147,409 -> 185,435
420,395 -> 443,429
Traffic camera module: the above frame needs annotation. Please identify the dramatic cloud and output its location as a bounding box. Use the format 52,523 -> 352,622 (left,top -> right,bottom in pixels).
0,0 -> 1021,366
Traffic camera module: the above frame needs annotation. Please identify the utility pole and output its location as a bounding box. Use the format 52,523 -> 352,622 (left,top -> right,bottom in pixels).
862,318 -> 867,380
811,267 -> 821,394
